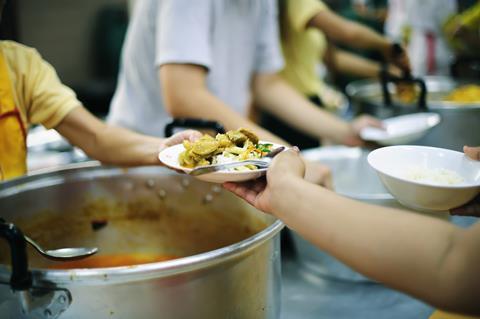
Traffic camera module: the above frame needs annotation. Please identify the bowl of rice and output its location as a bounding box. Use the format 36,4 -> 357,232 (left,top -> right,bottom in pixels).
367,146 -> 480,212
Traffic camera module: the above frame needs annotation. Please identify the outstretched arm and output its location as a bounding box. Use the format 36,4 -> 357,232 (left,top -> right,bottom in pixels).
159,64 -> 288,145
225,151 -> 480,315
252,73 -> 380,146
325,46 -> 401,78
55,107 -> 200,166
307,8 -> 410,71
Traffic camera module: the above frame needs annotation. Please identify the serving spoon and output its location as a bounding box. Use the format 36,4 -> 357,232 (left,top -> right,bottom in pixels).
189,146 -> 285,176
24,235 -> 98,261
1,218 -> 98,261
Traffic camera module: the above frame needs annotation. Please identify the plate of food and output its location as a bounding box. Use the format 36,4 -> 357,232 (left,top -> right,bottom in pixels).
360,112 -> 441,145
159,128 -> 285,183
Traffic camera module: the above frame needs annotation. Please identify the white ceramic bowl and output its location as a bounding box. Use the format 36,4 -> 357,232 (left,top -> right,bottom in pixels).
367,146 -> 480,212
159,141 -> 284,183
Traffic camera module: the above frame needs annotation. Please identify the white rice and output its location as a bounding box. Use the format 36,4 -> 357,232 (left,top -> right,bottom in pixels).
214,154 -> 236,165
405,167 -> 465,185
214,154 -> 252,172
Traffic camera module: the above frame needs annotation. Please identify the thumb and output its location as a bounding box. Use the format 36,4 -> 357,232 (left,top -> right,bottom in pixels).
464,146 -> 480,161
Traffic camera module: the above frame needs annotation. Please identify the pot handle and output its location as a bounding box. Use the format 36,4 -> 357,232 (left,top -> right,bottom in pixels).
0,218 -> 32,290
379,65 -> 427,111
164,118 -> 226,137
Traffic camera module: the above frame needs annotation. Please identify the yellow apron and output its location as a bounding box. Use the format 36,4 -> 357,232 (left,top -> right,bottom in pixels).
0,48 -> 27,181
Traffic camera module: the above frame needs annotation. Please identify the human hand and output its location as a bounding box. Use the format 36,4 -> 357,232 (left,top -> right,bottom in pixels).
464,145 -> 480,161
159,130 -> 202,152
343,115 -> 383,147
223,148 -> 305,214
304,160 -> 333,190
451,195 -> 480,217
386,43 -> 411,75
450,145 -> 480,216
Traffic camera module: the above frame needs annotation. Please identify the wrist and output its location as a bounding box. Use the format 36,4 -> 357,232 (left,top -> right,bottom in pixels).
381,40 -> 394,60
340,123 -> 358,145
269,174 -> 304,214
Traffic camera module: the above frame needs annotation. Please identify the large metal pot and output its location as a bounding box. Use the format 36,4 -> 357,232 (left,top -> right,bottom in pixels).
346,76 -> 480,151
0,163 -> 283,319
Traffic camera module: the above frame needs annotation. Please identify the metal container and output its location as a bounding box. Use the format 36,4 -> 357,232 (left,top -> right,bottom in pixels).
0,163 -> 283,319
346,76 -> 480,151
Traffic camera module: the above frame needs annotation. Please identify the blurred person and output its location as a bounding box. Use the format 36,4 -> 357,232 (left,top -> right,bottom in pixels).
352,0 -> 388,23
0,1 -> 199,182
444,1 -> 480,79
344,0 -> 388,35
224,145 -> 480,317
107,0 -> 380,170
444,1 -> 480,57
385,0 -> 457,76
261,0 -> 410,148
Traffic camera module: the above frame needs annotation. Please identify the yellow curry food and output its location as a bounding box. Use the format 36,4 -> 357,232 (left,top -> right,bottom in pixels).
444,85 -> 480,104
395,83 -> 417,104
179,128 -> 273,170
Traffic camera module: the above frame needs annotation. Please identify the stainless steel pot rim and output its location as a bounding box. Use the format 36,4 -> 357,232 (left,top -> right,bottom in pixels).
302,146 -> 394,200
346,76 -> 480,109
0,162 -> 284,285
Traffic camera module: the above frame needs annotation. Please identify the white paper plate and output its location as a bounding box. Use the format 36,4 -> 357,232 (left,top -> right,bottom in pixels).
159,141 -> 284,183
360,113 -> 441,145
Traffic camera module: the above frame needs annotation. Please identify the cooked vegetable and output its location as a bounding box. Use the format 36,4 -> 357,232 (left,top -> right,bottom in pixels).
178,128 -> 272,169
444,85 -> 480,104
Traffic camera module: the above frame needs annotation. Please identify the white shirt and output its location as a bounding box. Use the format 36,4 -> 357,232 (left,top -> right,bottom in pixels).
385,0 -> 456,76
108,0 -> 284,137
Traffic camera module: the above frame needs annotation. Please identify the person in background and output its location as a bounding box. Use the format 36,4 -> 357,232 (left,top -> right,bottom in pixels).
385,0 -> 457,76
350,0 -> 388,29
224,145 -> 480,317
444,0 -> 480,78
261,0 -> 410,148
107,0 -> 380,182
339,0 -> 389,64
0,30 -> 200,181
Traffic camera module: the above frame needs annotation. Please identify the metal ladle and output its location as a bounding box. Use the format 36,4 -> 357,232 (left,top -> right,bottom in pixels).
24,235 -> 98,261
189,146 -> 286,176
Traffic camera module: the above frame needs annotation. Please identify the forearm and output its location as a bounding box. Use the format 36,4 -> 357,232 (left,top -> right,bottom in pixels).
160,65 -> 287,145
89,126 -> 162,166
165,88 -> 287,145
330,49 -> 381,78
310,10 -> 390,55
56,107 -> 162,166
271,176 -> 480,314
347,23 -> 390,53
253,74 -> 351,143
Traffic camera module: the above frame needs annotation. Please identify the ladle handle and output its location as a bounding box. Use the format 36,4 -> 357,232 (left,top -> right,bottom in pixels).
379,64 -> 427,111
0,218 -> 32,290
164,118 -> 226,137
